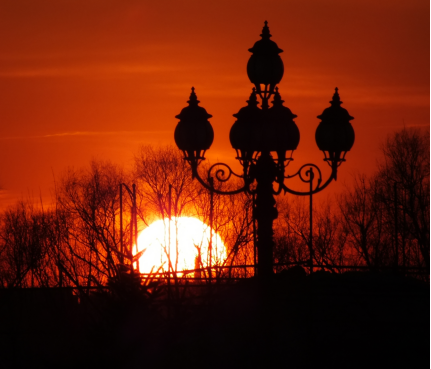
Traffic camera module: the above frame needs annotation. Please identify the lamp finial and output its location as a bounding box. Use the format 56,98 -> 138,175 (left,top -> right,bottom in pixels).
188,86 -> 200,105
271,86 -> 284,106
247,88 -> 259,107
331,87 -> 342,106
261,20 -> 271,39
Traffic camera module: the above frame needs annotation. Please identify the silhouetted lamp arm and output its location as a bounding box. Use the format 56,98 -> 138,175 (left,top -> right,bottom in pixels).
281,164 -> 331,197
192,163 -> 249,196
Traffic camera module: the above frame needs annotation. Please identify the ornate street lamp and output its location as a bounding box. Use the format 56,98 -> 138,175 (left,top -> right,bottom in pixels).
174,21 -> 355,280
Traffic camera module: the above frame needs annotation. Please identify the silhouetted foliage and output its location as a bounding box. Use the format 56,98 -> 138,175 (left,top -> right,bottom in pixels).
377,127 -> 430,268
0,201 -> 59,287
274,196 -> 350,270
338,174 -> 391,268
55,160 -> 126,288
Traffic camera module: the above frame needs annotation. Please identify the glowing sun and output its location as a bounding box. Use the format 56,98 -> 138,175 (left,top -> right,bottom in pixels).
136,217 -> 226,275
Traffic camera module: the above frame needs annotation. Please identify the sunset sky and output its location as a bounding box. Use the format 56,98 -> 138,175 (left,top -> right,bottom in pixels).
0,0 -> 429,208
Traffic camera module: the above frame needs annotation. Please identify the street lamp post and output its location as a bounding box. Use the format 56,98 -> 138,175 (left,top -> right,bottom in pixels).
174,21 -> 355,280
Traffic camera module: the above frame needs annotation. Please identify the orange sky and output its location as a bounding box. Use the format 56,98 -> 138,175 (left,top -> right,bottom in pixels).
0,0 -> 429,208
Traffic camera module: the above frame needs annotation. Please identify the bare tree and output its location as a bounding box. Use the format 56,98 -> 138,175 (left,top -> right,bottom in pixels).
338,174 -> 391,268
0,200 -> 60,287
273,196 -> 309,269
274,196 -> 347,272
376,127 -> 430,269
133,145 -> 202,225
312,201 -> 348,270
55,160 -> 126,288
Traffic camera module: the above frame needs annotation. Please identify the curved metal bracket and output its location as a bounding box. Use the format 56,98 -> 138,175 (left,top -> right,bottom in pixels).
192,162 -> 250,195
188,157 -> 338,197
281,163 -> 336,196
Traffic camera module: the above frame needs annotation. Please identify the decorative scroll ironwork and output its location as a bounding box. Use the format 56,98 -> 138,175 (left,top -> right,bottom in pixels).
190,153 -> 338,198
192,162 -> 249,195
208,162 -> 243,183
280,163 -> 336,196
287,164 -> 322,186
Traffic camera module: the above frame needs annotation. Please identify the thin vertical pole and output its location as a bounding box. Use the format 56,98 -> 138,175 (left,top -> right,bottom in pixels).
129,187 -> 134,273
252,193 -> 257,277
168,184 -> 172,317
57,209 -> 63,287
209,176 -> 214,283
394,181 -> 398,271
402,188 -> 406,271
107,202 -> 114,278
168,185 -> 172,271
120,184 -> 123,265
309,167 -> 314,274
133,184 -> 139,272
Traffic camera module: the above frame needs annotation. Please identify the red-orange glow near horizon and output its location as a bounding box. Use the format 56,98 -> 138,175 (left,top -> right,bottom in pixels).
136,217 -> 226,275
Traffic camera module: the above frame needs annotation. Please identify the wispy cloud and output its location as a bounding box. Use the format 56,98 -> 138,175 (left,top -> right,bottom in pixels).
0,63 -> 179,78
0,130 -> 171,140
43,131 -> 102,138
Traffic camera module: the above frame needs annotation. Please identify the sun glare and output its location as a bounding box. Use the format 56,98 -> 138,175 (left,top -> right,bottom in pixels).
136,217 -> 226,275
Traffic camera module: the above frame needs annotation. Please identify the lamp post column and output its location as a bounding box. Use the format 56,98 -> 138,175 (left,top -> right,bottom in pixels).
174,22 -> 355,282
253,151 -> 278,279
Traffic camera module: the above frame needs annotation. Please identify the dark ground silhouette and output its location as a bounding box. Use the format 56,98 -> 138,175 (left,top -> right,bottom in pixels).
0,271 -> 429,369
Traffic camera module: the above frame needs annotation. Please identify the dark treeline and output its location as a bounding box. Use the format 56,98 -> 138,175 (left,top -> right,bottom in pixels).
0,127 -> 429,289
